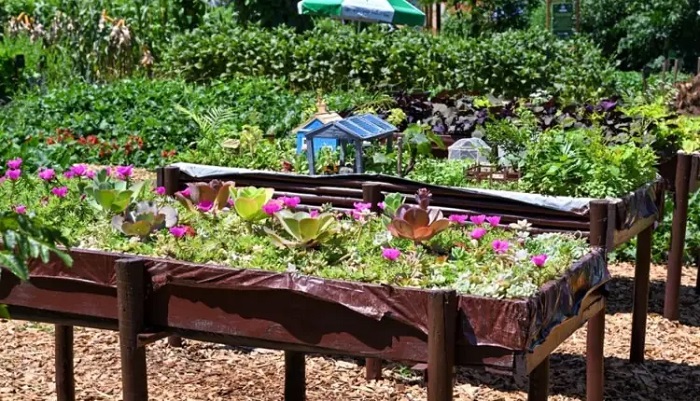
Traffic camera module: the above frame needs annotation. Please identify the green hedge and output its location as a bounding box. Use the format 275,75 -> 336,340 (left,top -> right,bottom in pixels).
160,20 -> 616,101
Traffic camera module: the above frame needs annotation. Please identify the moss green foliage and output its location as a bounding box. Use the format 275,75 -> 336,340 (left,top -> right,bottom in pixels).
0,167 -> 589,299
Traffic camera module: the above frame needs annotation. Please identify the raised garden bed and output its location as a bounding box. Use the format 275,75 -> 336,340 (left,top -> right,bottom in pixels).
159,162 -> 665,368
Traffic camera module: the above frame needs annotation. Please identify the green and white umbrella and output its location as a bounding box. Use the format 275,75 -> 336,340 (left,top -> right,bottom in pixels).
298,0 -> 425,27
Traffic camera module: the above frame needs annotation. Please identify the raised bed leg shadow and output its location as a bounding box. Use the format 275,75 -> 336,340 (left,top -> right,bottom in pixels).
116,259 -> 149,401
630,226 -> 652,364
665,152 -> 692,319
55,324 -> 75,401
284,351 -> 306,401
167,335 -> 183,347
527,357 -> 549,401
427,290 -> 457,401
586,305 -> 605,401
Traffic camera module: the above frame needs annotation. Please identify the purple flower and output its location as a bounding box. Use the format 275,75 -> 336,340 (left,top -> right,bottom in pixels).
178,187 -> 191,198
197,201 -> 214,212
448,214 -> 469,225
486,216 -> 501,227
353,202 -> 372,212
68,164 -> 89,178
38,168 -> 56,181
51,186 -> 68,198
470,214 -> 486,225
309,210 -> 320,217
470,227 -> 487,240
7,158 -> 22,169
14,205 -> 26,214
63,171 -> 75,179
382,248 -> 401,261
492,239 -> 510,254
5,169 -> 21,181
262,200 -> 283,215
86,170 -> 95,179
378,202 -> 386,210
154,186 -> 166,196
115,165 -> 133,180
226,198 -> 234,207
531,254 -> 548,267
279,196 -> 301,208
169,226 -> 189,239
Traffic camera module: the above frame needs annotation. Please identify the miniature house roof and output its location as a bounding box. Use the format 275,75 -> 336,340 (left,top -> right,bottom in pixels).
304,114 -> 398,142
292,99 -> 343,134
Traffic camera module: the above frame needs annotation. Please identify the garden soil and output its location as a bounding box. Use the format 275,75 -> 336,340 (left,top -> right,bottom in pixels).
1,262 -> 699,401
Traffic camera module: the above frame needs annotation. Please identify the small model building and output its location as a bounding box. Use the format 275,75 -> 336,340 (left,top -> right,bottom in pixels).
294,99 -> 343,155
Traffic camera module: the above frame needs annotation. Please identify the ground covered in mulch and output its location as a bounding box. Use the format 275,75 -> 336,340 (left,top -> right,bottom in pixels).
1,262 -> 699,401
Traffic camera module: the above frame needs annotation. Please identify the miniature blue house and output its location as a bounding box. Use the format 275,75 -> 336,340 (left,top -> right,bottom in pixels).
294,100 -> 343,155
305,114 -> 398,175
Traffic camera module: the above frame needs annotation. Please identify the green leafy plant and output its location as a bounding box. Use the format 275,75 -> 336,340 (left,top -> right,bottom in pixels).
84,169 -> 146,214
265,210 -> 337,249
231,187 -> 274,222
111,201 -> 178,239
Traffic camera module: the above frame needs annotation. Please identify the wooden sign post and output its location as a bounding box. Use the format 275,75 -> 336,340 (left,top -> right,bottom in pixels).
546,0 -> 580,39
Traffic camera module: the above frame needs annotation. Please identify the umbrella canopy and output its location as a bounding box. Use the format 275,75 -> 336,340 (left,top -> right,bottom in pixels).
298,0 -> 425,26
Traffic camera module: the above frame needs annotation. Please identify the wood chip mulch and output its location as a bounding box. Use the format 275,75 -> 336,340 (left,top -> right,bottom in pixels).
1,262 -> 699,401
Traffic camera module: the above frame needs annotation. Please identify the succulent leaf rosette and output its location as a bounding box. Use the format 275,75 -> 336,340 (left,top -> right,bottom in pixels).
265,209 -> 337,249
387,188 -> 449,244
111,201 -> 178,239
176,180 -> 235,213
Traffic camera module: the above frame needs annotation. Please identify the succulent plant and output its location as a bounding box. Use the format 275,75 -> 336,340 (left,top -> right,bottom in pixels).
111,201 -> 178,239
387,189 -> 449,244
231,186 -> 274,222
84,168 -> 145,214
264,210 -> 337,249
176,180 -> 235,213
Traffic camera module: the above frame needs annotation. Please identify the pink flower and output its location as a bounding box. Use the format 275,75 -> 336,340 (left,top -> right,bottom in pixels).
449,214 -> 469,225
154,186 -> 166,196
470,215 -> 486,225
63,171 -> 75,179
68,164 -> 89,177
7,158 -> 22,169
470,227 -> 487,240
86,170 -> 96,179
486,216 -> 501,227
197,201 -> 214,212
378,202 -> 386,210
51,186 -> 68,198
5,169 -> 21,181
531,254 -> 548,267
262,200 -> 283,215
309,210 -> 320,217
115,165 -> 133,180
14,205 -> 26,214
169,226 -> 189,239
353,202 -> 372,212
492,239 -> 509,254
382,248 -> 401,261
279,196 -> 301,208
226,198 -> 234,207
177,187 -> 191,198
38,168 -> 56,181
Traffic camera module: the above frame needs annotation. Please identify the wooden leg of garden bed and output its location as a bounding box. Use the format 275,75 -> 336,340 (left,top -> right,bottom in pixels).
586,305 -> 605,401
427,290 -> 457,401
116,259 -> 149,401
630,226 -> 652,364
665,152 -> 692,320
55,325 -> 75,401
167,335 -> 183,347
527,356 -> 549,401
284,351 -> 305,401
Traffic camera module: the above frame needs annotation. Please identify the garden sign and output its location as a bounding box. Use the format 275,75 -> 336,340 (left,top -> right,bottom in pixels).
546,0 -> 580,39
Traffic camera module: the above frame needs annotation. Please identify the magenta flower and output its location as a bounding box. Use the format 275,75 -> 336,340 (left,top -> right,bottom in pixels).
279,196 -> 301,208
492,239 -> 510,254
197,201 -> 214,212
115,165 -> 133,180
169,226 -> 189,239
86,170 -> 96,179
226,198 -> 234,207
38,168 -> 56,181
177,187 -> 191,198
154,186 -> 166,196
470,214 -> 486,225
5,169 -> 21,181
68,164 -> 89,177
382,248 -> 401,261
531,254 -> 548,267
14,205 -> 26,214
63,171 -> 75,179
486,216 -> 501,227
378,202 -> 386,210
470,227 -> 487,240
262,200 -> 283,215
353,202 -> 372,212
448,214 -> 469,225
309,210 -> 320,217
51,186 -> 68,198
7,158 -> 22,169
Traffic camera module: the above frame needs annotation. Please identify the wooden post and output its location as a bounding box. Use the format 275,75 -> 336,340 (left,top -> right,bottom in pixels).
284,351 -> 305,401
427,290 -> 456,401
545,0 -> 551,30
55,325 -> 75,401
630,225 -> 653,363
589,200 -> 612,251
697,57 -> 700,76
575,0 -> 581,32
362,182 -> 384,380
396,136 -> 403,177
665,152 -> 692,320
116,258 -> 149,401
162,166 -> 181,196
527,357 -> 550,401
586,201 -> 607,401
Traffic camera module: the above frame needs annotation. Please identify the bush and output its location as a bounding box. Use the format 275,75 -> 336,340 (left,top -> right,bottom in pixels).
442,0 -> 540,37
160,19 -> 616,101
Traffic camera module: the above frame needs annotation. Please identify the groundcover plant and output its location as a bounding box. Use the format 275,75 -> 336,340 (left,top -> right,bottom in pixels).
0,159 -> 589,299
